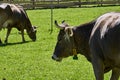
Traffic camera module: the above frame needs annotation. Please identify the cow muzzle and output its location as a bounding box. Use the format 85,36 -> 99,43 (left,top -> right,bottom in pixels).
52,54 -> 62,62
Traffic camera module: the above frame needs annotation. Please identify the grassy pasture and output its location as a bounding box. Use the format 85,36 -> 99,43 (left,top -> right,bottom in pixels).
0,6 -> 120,80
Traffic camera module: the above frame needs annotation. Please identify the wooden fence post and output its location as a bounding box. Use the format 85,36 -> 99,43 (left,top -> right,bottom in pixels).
57,0 -> 60,4
78,0 -> 81,7
50,0 -> 53,34
118,0 -> 120,5
100,0 -> 103,6
32,0 -> 35,9
97,0 -> 102,6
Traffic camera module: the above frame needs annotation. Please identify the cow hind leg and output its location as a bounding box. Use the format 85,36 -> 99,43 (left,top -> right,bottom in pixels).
21,30 -> 25,42
5,28 -> 12,43
110,68 -> 120,80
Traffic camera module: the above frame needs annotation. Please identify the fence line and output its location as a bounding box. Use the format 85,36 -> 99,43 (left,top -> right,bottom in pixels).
0,1 -> 120,9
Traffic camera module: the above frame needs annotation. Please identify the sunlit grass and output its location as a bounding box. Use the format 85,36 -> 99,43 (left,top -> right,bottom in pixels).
0,6 -> 120,80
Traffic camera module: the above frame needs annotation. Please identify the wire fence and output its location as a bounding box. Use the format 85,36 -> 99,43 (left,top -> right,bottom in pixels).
0,0 -> 120,9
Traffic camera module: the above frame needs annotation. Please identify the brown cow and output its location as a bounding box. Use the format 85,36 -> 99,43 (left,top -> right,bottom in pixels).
0,3 -> 37,43
52,12 -> 120,80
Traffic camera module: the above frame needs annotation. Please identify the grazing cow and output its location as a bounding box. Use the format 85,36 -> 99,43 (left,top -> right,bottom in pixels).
0,3 -> 37,43
52,12 -> 120,80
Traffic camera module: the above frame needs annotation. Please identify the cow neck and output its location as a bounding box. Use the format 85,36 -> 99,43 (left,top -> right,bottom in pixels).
70,28 -> 78,60
25,20 -> 32,33
72,20 -> 95,61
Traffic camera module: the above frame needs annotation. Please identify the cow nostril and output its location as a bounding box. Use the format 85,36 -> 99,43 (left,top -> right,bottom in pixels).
52,55 -> 62,62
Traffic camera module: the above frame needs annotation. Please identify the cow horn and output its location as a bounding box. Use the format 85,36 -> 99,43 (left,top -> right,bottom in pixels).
55,20 -> 70,29
62,20 -> 65,23
55,20 -> 65,29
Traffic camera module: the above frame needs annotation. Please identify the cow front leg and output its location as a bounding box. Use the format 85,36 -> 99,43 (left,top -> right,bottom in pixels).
90,41 -> 104,80
92,57 -> 104,80
21,30 -> 25,42
0,38 -> 2,43
5,28 -> 12,43
110,68 -> 120,80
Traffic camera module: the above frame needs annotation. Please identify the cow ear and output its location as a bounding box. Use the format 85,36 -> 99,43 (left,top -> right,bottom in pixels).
65,27 -> 73,37
32,26 -> 38,29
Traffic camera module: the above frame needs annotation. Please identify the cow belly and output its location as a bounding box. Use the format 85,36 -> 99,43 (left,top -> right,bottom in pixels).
2,19 -> 13,28
101,39 -> 120,68
0,12 -> 8,29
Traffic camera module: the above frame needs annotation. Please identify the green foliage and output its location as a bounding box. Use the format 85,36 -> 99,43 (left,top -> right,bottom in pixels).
0,6 -> 120,80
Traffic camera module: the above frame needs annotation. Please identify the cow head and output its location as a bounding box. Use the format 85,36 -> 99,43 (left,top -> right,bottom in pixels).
52,20 -> 76,62
28,26 -> 37,41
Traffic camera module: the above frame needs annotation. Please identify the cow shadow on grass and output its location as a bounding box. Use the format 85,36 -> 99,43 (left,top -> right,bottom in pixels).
0,41 -> 31,47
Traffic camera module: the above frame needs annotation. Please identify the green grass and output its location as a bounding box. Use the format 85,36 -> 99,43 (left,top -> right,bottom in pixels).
0,6 -> 120,80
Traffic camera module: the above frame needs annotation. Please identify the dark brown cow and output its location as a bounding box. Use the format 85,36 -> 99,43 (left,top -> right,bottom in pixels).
52,12 -> 120,80
0,3 -> 37,43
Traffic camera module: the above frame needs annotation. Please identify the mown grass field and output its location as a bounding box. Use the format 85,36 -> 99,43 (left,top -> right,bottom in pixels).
0,6 -> 120,80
